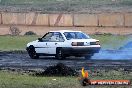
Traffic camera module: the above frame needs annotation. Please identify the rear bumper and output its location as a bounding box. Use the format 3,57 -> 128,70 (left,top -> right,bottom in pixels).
62,46 -> 101,56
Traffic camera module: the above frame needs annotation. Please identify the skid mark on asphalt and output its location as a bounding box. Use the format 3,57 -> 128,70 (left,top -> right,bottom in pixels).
0,49 -> 132,70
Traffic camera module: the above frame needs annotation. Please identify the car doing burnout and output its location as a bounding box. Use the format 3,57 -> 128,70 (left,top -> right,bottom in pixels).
26,30 -> 101,59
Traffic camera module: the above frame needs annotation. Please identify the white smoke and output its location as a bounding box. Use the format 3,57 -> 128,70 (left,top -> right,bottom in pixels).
92,49 -> 132,60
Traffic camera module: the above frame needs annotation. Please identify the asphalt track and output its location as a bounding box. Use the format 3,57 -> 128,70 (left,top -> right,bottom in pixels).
0,50 -> 132,71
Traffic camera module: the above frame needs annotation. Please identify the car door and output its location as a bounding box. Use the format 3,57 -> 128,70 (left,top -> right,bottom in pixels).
46,32 -> 65,54
35,32 -> 52,54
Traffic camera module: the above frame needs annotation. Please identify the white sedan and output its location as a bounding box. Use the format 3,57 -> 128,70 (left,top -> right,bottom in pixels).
26,30 -> 101,59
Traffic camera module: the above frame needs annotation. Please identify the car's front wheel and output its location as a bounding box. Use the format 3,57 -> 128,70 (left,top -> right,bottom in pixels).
27,46 -> 39,59
55,48 -> 65,60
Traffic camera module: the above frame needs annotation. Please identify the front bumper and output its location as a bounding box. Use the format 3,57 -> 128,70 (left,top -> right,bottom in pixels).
62,46 -> 101,56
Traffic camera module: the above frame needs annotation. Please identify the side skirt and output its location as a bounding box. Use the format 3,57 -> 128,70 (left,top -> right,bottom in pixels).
37,53 -> 56,56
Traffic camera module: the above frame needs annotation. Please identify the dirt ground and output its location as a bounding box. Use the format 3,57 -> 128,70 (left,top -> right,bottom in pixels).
0,50 -> 132,71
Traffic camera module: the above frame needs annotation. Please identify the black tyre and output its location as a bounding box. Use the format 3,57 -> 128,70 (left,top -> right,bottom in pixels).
55,48 -> 65,60
84,55 -> 92,59
28,46 -> 39,59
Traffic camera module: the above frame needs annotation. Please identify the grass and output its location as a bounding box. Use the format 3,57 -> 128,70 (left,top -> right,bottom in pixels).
0,71 -> 79,88
0,70 -> 131,88
1,0 -> 132,13
1,0 -> 132,5
0,35 -> 39,51
0,35 -> 132,51
91,35 -> 132,50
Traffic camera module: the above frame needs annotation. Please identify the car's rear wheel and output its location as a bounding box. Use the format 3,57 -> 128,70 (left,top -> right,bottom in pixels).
28,46 -> 39,59
55,48 -> 65,60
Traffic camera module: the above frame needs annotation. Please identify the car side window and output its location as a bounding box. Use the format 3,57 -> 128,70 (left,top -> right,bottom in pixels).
42,32 -> 64,42
64,32 -> 75,40
49,32 -> 65,42
41,32 -> 53,42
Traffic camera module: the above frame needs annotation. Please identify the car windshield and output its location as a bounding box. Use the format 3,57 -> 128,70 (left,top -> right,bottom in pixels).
64,32 -> 90,40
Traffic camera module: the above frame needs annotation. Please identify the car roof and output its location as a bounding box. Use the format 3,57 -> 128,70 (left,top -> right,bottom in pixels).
49,30 -> 81,33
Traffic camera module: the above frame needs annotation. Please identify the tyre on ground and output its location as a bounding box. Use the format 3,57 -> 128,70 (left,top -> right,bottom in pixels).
27,46 -> 39,59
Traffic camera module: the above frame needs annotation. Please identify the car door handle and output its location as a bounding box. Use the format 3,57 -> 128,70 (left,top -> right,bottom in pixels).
55,43 -> 57,45
46,43 -> 47,45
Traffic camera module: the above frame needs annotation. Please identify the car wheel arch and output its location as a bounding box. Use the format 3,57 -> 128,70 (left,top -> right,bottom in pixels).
28,45 -> 39,59
56,47 -> 65,60
28,45 -> 35,50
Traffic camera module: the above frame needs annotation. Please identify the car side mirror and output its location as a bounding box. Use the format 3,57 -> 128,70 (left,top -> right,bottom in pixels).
38,38 -> 42,42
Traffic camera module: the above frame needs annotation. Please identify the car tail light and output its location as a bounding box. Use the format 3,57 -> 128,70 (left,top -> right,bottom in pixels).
96,41 -> 100,45
71,42 -> 84,46
71,42 -> 77,46
90,41 -> 100,45
77,42 -> 84,46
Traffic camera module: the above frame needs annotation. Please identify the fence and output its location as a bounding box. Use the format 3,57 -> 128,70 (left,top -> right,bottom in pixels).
0,12 -> 132,35
0,12 -> 132,27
